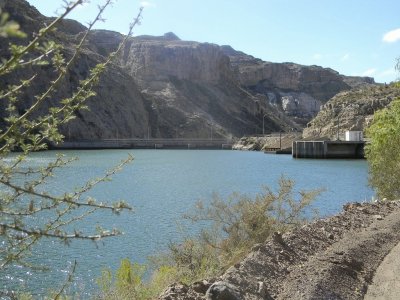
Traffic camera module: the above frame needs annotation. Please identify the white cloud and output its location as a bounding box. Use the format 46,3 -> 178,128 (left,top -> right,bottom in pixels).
140,1 -> 156,8
383,28 -> 400,43
379,68 -> 396,77
341,53 -> 350,61
312,53 -> 323,60
361,68 -> 377,76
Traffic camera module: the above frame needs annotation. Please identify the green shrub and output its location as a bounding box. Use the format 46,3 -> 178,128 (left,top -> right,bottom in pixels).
98,176 -> 322,298
96,258 -> 178,300
177,175 -> 322,275
365,97 -> 400,199
364,58 -> 400,200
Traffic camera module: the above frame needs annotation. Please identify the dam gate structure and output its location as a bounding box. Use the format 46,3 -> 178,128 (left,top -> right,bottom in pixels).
292,140 -> 365,159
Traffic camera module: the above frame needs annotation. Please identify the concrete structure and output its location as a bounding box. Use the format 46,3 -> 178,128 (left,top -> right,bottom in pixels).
345,131 -> 363,142
50,138 -> 233,150
292,140 -> 365,159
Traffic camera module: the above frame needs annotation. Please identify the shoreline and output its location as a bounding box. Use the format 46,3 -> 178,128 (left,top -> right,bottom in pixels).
232,133 -> 301,152
160,200 -> 400,299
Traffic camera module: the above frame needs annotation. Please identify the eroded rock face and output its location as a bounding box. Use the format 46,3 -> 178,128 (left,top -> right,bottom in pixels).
115,33 -> 293,138
58,60 -> 150,139
280,93 -> 321,118
121,38 -> 234,84
221,46 -> 376,124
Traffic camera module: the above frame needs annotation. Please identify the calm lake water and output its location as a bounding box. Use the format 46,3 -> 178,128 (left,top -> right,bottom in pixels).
2,149 -> 374,296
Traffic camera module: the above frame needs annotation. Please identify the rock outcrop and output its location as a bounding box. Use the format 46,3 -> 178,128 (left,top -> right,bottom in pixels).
303,84 -> 400,140
232,133 -> 301,151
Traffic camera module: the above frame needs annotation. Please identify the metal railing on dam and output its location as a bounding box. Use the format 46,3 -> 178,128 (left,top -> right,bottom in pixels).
50,138 -> 234,150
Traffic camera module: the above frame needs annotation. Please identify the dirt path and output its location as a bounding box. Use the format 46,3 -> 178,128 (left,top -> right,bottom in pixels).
159,201 -> 400,300
364,241 -> 400,300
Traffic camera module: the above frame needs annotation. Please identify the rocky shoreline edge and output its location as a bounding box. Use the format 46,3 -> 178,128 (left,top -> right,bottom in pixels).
159,200 -> 400,299
232,134 -> 302,152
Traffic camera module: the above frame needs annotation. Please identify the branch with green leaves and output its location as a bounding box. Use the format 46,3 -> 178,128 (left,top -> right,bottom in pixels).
0,0 -> 143,292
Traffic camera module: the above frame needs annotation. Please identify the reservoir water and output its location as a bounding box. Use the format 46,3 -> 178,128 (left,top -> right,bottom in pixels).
1,149 -> 374,296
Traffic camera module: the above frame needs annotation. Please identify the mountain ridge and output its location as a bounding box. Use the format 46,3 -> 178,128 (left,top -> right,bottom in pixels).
0,0 -> 377,140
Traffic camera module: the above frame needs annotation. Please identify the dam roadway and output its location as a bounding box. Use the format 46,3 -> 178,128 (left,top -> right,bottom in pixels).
49,138 -> 233,150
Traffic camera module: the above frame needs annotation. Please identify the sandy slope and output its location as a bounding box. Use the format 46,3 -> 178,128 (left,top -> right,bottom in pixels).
364,240 -> 400,300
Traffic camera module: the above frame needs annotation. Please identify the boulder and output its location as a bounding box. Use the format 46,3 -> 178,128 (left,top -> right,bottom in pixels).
206,281 -> 242,300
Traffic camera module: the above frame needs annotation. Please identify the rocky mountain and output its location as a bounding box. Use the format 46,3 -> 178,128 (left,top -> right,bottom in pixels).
221,46 -> 375,126
117,33 -> 289,138
0,0 -> 377,140
303,84 -> 400,140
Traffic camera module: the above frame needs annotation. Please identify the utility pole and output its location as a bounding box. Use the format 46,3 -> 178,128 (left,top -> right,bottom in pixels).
262,114 -> 268,135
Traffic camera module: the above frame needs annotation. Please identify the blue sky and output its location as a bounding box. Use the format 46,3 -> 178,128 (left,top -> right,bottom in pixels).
26,0 -> 400,83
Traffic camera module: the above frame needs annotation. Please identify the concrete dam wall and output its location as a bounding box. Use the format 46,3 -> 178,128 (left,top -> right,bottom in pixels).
292,141 -> 365,159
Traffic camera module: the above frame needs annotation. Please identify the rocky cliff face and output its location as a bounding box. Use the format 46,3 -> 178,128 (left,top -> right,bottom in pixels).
303,84 -> 400,140
0,0 -> 150,140
122,36 -> 234,83
0,0 -> 378,140
117,33 -> 297,138
221,46 -> 375,125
